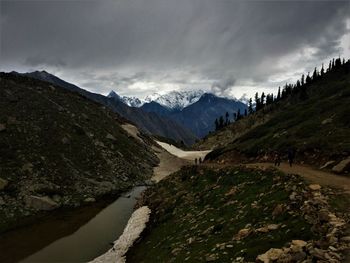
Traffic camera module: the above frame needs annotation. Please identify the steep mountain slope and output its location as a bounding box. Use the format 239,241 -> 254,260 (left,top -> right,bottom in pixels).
195,61 -> 350,167
171,93 -> 247,138
0,73 -> 158,233
19,71 -> 197,145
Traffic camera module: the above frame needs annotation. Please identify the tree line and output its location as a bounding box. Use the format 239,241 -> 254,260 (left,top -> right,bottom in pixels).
214,57 -> 349,132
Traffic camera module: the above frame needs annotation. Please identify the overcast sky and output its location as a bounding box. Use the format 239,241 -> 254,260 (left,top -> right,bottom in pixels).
1,0 -> 349,99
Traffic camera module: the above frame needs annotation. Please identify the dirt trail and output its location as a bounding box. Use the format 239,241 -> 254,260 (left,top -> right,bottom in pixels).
247,162 -> 350,194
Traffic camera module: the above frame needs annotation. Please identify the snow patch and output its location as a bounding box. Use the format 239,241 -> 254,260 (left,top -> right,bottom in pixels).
89,206 -> 151,263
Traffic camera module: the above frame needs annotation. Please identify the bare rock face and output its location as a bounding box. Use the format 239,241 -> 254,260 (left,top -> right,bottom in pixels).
24,195 -> 59,211
332,157 -> 350,173
0,178 -> 8,190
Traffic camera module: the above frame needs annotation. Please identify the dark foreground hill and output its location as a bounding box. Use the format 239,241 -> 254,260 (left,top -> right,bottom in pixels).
20,71 -> 197,145
0,73 -> 158,233
196,60 -> 350,169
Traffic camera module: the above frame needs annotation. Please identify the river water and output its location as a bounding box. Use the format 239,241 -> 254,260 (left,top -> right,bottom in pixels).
0,186 -> 145,263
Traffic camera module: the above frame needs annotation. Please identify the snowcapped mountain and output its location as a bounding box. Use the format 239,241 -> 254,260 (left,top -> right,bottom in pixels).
144,90 -> 205,110
107,90 -> 143,107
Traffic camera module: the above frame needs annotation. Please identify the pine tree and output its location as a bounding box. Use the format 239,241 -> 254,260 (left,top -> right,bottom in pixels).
254,92 -> 260,111
214,118 -> 219,131
306,72 -> 311,84
277,87 -> 281,100
236,109 -> 241,120
244,109 -> 247,116
320,63 -> 324,76
301,74 -> 305,86
260,92 -> 266,107
219,116 -> 224,128
312,67 -> 318,80
225,112 -> 229,126
248,98 -> 253,114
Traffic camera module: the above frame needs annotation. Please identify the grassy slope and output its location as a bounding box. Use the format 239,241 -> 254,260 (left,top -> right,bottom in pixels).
195,65 -> 350,164
0,73 -> 158,232
127,166 -> 318,262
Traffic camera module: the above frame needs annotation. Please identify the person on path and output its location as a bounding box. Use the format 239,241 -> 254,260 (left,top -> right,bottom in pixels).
287,148 -> 295,167
199,157 -> 202,164
195,158 -> 198,165
274,151 -> 281,167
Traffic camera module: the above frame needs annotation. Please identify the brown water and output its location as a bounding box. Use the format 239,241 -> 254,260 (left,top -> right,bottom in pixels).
0,186 -> 145,263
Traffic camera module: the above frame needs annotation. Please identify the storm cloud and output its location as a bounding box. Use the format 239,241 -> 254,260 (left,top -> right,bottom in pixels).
1,0 -> 349,98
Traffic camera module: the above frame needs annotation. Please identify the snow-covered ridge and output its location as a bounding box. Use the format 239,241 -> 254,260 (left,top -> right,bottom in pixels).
108,89 -> 205,109
107,91 -> 143,107
144,90 -> 205,110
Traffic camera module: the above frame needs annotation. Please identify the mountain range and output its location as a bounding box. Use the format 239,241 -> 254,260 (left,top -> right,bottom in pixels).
17,71 -> 247,142
108,89 -> 247,138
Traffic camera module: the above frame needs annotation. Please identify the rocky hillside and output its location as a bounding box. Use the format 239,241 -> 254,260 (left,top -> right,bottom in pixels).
19,71 -> 197,145
0,73 -> 158,233
195,61 -> 350,168
127,166 -> 350,262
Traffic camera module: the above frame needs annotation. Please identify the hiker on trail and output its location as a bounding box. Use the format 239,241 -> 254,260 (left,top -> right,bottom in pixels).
199,157 -> 202,164
195,158 -> 198,165
287,148 -> 295,167
274,151 -> 281,167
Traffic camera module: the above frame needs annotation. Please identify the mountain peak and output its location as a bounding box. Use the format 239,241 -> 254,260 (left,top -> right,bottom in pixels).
145,90 -> 205,110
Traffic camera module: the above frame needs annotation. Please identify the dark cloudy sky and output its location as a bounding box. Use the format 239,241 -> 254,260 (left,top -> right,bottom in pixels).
1,0 -> 349,99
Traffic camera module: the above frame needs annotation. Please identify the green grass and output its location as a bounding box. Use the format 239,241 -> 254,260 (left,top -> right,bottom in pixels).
127,166 -> 316,262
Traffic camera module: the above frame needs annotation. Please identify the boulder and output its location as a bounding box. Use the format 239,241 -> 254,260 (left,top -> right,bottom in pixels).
332,157 -> 350,173
0,178 -> 8,190
24,195 -> 59,211
234,228 -> 251,240
256,248 -> 284,263
309,184 -> 321,191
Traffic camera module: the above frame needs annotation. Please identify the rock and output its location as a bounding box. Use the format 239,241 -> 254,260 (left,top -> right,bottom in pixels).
0,196 -> 5,205
321,118 -> 333,125
0,178 -> 8,190
106,133 -> 116,141
272,204 -> 284,217
0,123 -> 6,132
84,197 -> 96,203
205,254 -> 217,261
256,227 -> 269,233
320,161 -> 335,169
309,184 -> 321,191
332,157 -> 350,173
234,228 -> 251,240
24,195 -> 59,211
291,240 -> 307,249
225,187 -> 237,196
256,248 -> 284,262
267,224 -> 279,230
